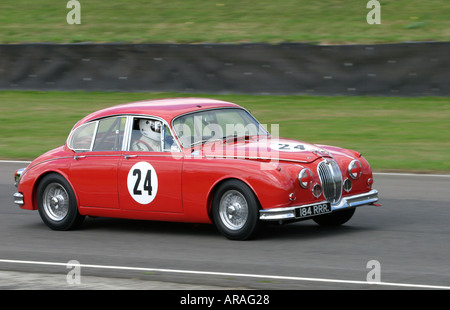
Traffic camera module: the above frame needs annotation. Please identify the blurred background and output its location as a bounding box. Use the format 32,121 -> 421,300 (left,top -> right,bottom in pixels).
1,0 -> 448,44
0,0 -> 449,172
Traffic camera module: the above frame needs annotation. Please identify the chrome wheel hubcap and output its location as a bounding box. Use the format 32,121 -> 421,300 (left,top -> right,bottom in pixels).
219,190 -> 248,230
42,183 -> 69,221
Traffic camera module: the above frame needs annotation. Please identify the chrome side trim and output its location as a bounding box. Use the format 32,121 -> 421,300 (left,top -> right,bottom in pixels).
13,192 -> 24,206
15,157 -> 73,182
259,189 -> 379,221
204,155 -> 310,164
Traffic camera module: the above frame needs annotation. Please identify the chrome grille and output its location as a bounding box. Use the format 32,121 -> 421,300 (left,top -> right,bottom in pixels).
317,159 -> 343,203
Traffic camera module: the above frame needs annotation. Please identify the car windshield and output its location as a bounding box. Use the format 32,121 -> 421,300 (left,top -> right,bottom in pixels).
172,108 -> 269,148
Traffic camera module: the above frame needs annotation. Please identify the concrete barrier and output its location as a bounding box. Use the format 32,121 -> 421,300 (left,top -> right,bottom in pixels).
0,42 -> 448,96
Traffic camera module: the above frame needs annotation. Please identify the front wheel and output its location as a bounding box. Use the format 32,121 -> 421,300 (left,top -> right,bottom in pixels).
212,180 -> 261,240
313,208 -> 355,226
37,173 -> 85,230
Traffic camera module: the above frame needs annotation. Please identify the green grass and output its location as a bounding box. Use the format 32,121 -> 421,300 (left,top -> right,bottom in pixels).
0,0 -> 448,44
0,91 -> 448,173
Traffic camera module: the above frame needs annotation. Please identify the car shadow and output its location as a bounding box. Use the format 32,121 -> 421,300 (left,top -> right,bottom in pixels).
257,221 -> 373,241
77,216 -> 373,241
79,216 -> 218,237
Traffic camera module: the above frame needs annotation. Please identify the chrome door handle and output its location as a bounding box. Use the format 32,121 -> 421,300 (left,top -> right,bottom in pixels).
124,155 -> 138,159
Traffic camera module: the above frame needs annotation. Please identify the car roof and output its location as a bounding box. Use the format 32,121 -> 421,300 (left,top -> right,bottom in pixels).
75,97 -> 241,127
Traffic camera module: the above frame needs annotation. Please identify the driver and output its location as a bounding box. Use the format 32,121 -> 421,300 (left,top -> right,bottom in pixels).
131,119 -> 162,152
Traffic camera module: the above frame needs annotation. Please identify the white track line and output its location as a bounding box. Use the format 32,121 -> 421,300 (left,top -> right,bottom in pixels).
0,160 -> 32,164
0,259 -> 449,289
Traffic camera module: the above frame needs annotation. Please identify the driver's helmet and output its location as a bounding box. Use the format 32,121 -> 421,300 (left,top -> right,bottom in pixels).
139,119 -> 162,141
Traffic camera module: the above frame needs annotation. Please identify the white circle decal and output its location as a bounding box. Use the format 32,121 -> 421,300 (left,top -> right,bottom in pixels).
127,162 -> 158,204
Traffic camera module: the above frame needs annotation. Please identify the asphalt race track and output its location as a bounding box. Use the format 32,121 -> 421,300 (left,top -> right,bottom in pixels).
0,161 -> 449,290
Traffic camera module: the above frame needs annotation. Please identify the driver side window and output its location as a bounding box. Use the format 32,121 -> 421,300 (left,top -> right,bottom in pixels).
129,118 -> 177,152
130,118 -> 162,152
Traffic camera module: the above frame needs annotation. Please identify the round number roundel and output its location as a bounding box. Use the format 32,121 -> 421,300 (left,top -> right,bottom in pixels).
127,162 -> 158,204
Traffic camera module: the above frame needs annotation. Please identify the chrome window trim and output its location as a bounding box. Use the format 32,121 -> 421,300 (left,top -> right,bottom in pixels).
122,115 -> 133,152
89,121 -> 99,152
204,154 -> 309,164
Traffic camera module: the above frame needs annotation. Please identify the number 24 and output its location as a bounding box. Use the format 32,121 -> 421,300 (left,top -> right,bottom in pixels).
133,169 -> 152,196
279,143 -> 305,150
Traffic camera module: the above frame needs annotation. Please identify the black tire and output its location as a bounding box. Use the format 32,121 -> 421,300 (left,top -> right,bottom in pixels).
313,208 -> 355,226
212,180 -> 261,240
36,173 -> 85,231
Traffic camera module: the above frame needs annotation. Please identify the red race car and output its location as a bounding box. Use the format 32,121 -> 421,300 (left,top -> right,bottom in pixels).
14,98 -> 379,240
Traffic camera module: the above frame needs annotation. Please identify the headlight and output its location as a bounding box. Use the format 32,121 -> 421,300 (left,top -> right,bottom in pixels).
298,168 -> 313,189
14,168 -> 25,187
348,159 -> 362,179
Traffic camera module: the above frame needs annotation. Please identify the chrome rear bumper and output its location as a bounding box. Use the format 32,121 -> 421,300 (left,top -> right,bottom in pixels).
259,189 -> 379,221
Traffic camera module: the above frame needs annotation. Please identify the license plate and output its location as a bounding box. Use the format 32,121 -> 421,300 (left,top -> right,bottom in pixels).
295,203 -> 331,218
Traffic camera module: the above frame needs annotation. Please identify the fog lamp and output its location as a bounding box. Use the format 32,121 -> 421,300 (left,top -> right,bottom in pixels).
312,184 -> 322,198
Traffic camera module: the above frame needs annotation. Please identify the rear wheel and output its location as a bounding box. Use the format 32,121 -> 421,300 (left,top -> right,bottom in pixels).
37,173 -> 85,230
313,208 -> 355,226
212,180 -> 260,240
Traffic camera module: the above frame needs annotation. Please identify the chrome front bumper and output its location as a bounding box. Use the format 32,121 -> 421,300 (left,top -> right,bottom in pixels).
13,192 -> 24,206
13,168 -> 26,206
259,189 -> 379,221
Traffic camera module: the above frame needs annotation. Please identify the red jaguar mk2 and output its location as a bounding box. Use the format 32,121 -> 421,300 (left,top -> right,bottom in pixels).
14,98 -> 379,240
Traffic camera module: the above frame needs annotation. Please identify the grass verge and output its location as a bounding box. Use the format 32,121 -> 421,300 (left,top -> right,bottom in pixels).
0,0 -> 449,44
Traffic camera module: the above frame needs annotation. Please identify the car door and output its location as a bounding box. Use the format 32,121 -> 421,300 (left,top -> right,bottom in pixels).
68,116 -> 126,209
118,116 -> 183,213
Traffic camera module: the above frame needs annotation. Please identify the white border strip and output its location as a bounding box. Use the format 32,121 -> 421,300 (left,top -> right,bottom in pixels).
0,259 -> 448,290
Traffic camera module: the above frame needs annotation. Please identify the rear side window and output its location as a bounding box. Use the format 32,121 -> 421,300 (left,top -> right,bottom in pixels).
68,122 -> 97,152
93,117 -> 126,151
68,117 -> 126,152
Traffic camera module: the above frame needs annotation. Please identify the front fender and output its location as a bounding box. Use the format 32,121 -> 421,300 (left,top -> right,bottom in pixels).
181,157 -> 306,223
16,157 -> 73,210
